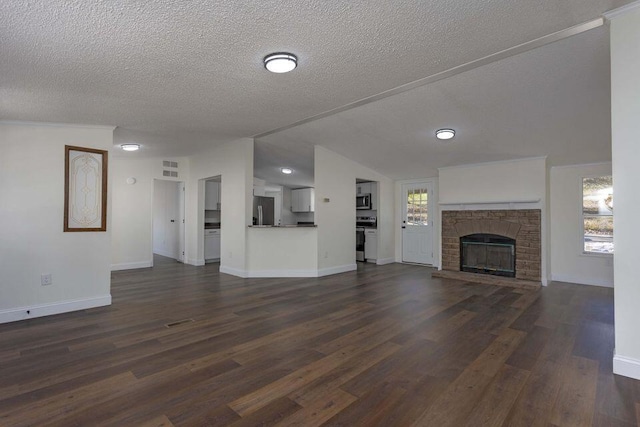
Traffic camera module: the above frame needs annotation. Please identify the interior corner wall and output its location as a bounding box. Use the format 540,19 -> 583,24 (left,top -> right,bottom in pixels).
314,146 -> 395,273
111,156 -> 188,270
550,163 -> 613,287
186,138 -> 253,276
0,122 -> 113,323
610,6 -> 640,380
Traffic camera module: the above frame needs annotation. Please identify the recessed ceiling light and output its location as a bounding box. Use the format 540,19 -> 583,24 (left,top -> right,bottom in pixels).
264,53 -> 298,73
436,129 -> 455,140
120,144 -> 140,151
281,167 -> 293,174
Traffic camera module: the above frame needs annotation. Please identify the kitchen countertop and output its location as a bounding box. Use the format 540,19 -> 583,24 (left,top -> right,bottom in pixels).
204,223 -> 221,229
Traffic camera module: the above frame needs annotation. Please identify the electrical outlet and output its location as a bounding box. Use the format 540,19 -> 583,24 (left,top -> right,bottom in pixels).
41,274 -> 52,286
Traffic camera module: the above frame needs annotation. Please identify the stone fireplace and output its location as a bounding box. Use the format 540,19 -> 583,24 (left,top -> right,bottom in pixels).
441,209 -> 541,282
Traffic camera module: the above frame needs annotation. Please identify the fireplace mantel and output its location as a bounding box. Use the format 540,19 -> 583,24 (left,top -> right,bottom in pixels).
439,198 -> 541,211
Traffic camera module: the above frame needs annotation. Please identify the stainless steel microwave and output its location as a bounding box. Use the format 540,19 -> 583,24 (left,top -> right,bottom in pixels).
356,193 -> 371,210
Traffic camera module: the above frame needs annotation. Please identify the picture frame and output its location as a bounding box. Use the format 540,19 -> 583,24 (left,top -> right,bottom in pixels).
64,145 -> 108,232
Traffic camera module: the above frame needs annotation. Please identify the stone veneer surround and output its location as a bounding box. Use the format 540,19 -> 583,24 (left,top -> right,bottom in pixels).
442,209 -> 541,282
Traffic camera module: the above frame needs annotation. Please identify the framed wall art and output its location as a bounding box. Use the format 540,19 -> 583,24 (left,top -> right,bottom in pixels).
64,145 -> 108,232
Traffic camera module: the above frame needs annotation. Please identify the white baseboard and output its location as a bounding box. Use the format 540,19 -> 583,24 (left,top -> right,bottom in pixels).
0,295 -> 112,324
111,261 -> 152,271
613,353 -> 640,380
246,269 -> 319,278
187,258 -> 205,266
317,264 -> 357,277
376,258 -> 395,265
220,264 -> 357,279
219,265 -> 248,278
551,274 -> 613,288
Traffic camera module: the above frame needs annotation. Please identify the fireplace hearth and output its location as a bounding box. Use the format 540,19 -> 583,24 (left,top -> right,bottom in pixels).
460,233 -> 516,278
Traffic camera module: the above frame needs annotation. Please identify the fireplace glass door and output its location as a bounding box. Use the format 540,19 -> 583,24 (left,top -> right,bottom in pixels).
460,234 -> 515,278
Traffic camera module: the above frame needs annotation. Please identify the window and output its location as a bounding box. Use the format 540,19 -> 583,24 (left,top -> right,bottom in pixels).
406,187 -> 428,225
582,176 -> 613,254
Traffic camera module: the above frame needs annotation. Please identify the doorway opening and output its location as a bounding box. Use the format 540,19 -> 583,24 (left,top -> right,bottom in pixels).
204,176 -> 222,264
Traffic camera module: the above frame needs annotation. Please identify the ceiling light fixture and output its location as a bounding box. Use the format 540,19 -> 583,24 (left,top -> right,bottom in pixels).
120,144 -> 140,151
436,129 -> 455,140
264,53 -> 298,73
281,167 -> 293,174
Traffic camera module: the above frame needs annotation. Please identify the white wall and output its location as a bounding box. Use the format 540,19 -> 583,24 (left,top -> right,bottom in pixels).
610,5 -> 640,380
186,138 -> 253,275
246,228 -> 318,276
314,146 -> 395,274
550,163 -> 613,287
111,156 -> 187,270
438,157 -> 548,283
439,157 -> 547,204
0,122 -> 113,323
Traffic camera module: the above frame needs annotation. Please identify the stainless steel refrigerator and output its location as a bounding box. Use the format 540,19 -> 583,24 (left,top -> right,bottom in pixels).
252,196 -> 275,226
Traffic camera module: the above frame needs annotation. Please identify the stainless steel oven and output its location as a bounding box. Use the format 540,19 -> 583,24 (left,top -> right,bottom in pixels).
356,227 -> 365,261
356,193 -> 371,210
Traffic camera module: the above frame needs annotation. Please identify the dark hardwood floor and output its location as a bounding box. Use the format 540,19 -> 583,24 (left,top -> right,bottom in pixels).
0,256 -> 638,426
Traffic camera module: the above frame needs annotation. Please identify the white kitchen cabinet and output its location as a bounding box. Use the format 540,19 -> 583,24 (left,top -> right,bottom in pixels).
291,188 -> 315,212
356,182 -> 371,196
205,181 -> 220,210
204,229 -> 221,260
370,182 -> 377,210
364,228 -> 377,262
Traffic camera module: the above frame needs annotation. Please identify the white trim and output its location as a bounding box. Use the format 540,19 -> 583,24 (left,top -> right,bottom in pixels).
0,295 -> 112,324
219,265 -> 248,278
604,1 -> 640,21
219,264 -> 357,278
438,156 -> 548,171
550,161 -> 612,170
613,353 -> 640,380
111,261 -> 152,271
551,274 -> 613,288
246,269 -> 318,278
317,264 -> 357,277
187,258 -> 205,266
0,120 -> 116,130
376,258 -> 395,265
255,19 -> 602,139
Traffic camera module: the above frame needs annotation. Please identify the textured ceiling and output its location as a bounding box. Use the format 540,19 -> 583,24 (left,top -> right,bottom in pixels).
0,0 -> 629,180
258,26 -> 613,180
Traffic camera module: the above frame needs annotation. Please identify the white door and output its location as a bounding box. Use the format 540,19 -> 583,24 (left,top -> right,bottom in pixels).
152,179 -> 184,262
402,182 -> 433,264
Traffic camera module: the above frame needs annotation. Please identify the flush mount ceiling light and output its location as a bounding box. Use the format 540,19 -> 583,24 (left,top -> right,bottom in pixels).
120,144 -> 140,151
264,53 -> 297,73
281,167 -> 293,174
436,129 -> 456,140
